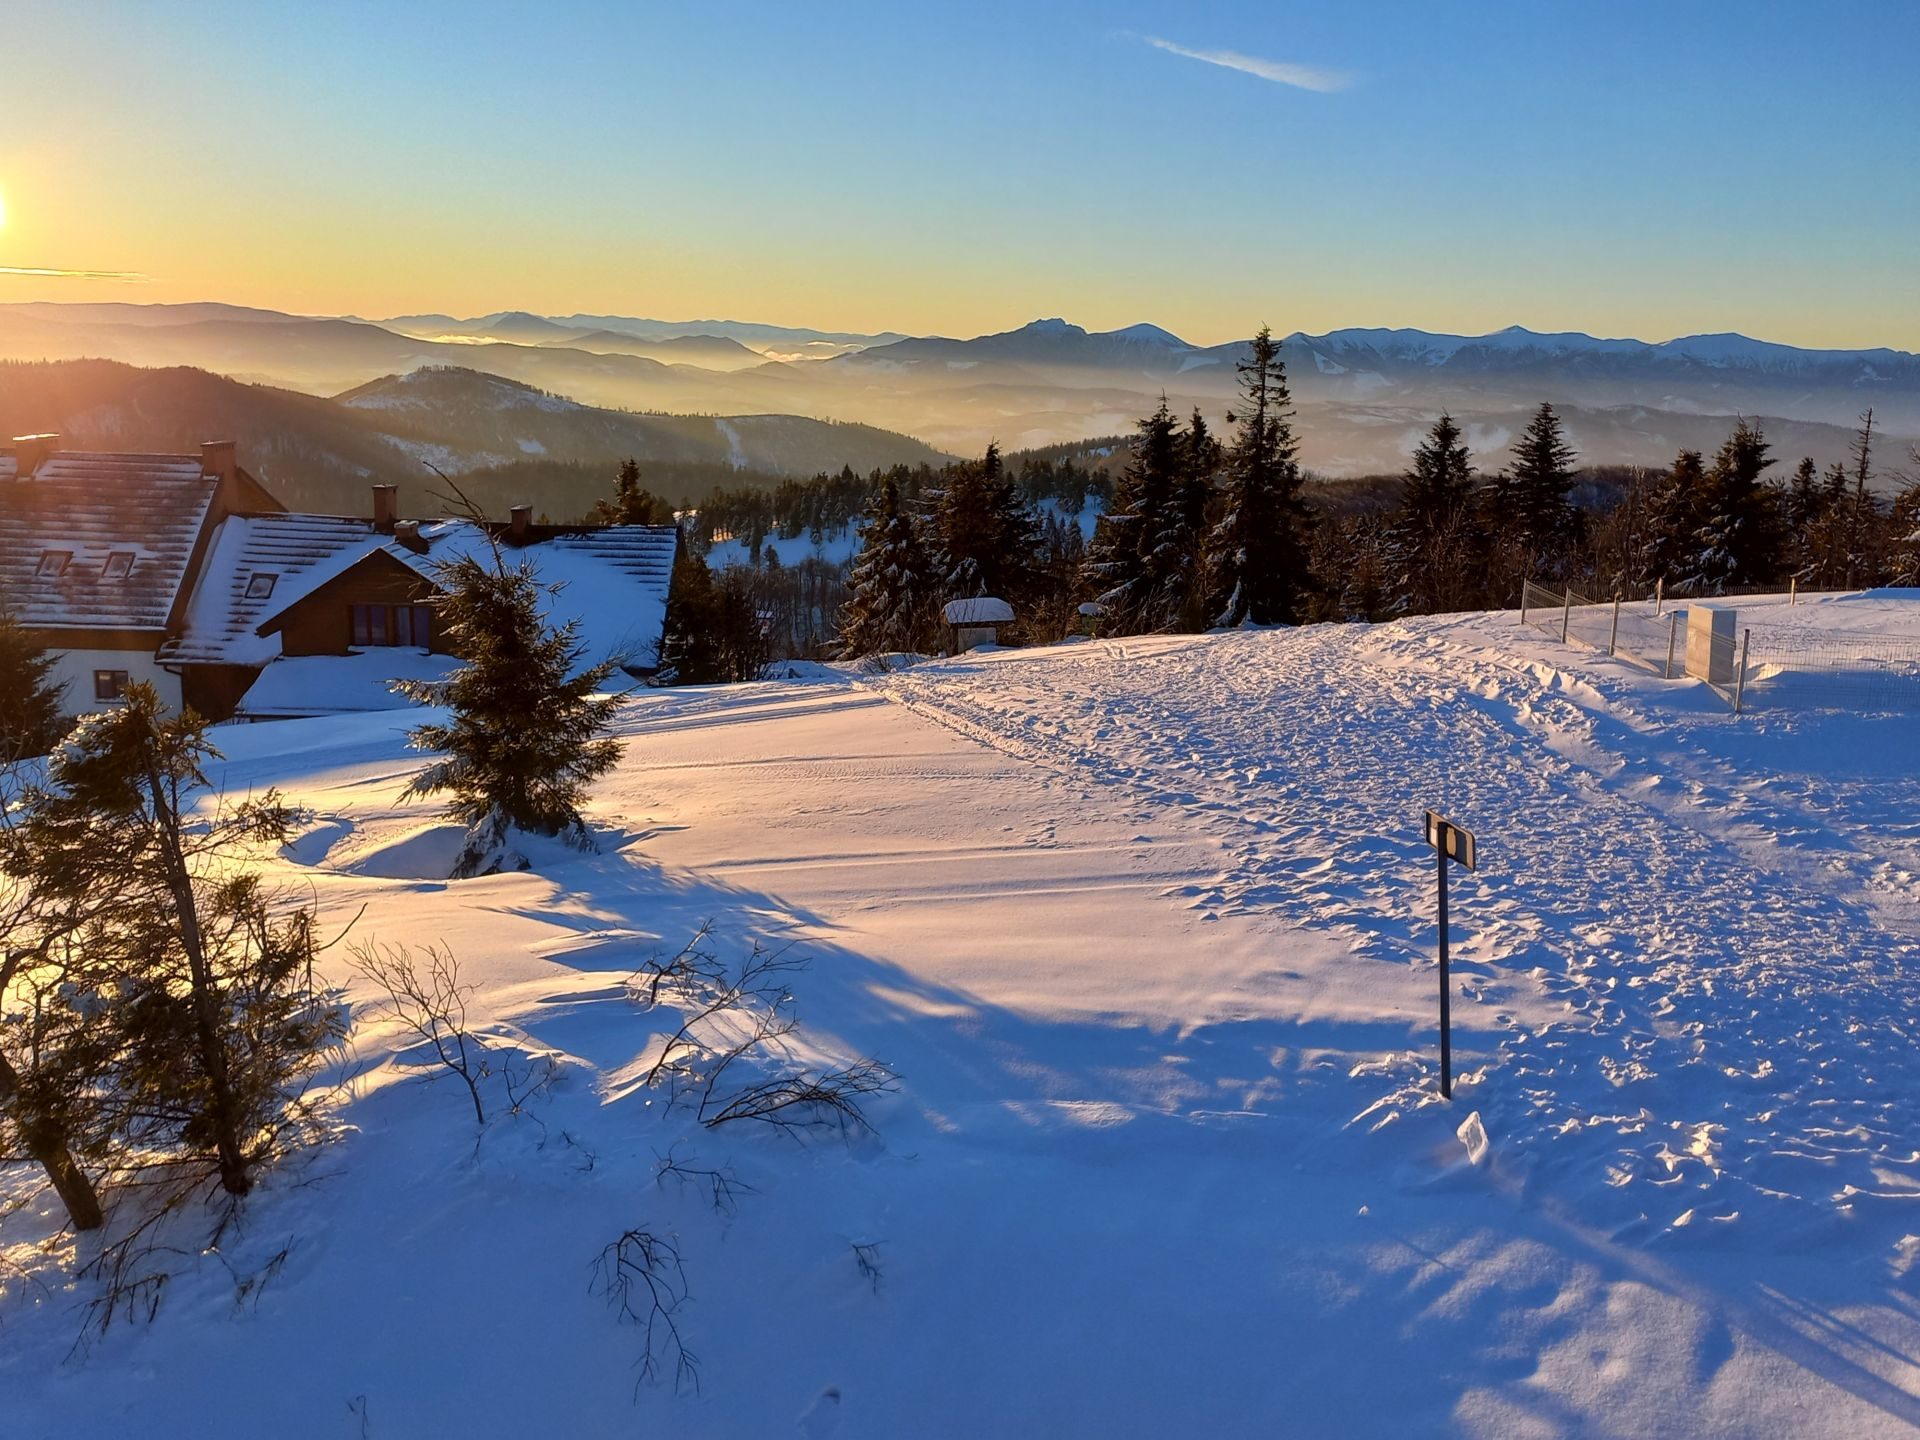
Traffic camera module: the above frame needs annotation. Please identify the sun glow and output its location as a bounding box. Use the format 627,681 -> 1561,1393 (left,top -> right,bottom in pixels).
0,186 -> 8,229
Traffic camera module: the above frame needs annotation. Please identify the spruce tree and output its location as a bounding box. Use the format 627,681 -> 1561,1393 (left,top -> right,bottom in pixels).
925,442 -> 1040,605
840,472 -> 934,658
593,458 -> 674,526
1204,326 -> 1311,626
657,539 -> 725,683
1169,410 -> 1223,630
1843,409 -> 1881,588
0,846 -> 112,1230
1642,449 -> 1707,592
0,612 -> 66,760
1691,420 -> 1781,593
1505,402 -> 1579,571
1394,413 -> 1476,613
1887,480 -> 1920,588
1083,400 -> 1182,633
5,686 -> 339,1199
398,551 -> 623,876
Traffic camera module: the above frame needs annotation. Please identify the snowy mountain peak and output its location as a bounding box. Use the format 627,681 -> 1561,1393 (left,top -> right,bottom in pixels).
1098,323 -> 1191,348
1015,317 -> 1083,337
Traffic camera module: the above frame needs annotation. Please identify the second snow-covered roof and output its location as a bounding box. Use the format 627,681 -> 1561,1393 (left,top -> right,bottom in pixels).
943,597 -> 1015,625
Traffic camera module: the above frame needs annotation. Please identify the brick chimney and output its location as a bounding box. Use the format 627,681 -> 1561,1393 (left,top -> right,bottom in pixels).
200,439 -> 238,484
509,504 -> 532,540
11,433 -> 60,479
393,519 -> 429,555
372,484 -> 398,535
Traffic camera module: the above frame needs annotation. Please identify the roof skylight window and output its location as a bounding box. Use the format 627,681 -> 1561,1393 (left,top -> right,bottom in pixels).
36,550 -> 71,578
246,572 -> 278,600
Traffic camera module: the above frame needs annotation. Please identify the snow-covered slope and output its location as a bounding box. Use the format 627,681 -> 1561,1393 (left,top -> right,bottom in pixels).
6,596 -> 1920,1436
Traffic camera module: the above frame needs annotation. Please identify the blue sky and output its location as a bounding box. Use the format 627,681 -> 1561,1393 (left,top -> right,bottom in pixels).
4,1 -> 1917,346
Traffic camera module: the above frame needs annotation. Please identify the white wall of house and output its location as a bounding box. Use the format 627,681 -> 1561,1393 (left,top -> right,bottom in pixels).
43,646 -> 183,716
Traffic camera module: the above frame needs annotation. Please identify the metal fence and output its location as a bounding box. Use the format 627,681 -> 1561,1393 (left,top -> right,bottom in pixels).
1516,584 -> 1920,715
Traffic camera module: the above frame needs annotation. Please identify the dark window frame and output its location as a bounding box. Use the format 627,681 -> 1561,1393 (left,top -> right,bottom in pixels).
102,551 -> 135,580
245,572 -> 278,600
37,550 -> 72,578
93,669 -> 129,702
350,602 -> 433,649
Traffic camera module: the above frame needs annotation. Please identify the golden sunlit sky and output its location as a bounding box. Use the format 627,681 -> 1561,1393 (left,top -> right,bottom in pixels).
4,1 -> 1918,348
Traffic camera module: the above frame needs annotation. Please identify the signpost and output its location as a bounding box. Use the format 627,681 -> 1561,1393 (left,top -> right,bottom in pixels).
1424,810 -> 1478,1099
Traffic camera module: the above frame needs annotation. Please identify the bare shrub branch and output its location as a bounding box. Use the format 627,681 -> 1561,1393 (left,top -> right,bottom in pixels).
700,1058 -> 896,1137
591,1226 -> 699,1395
852,1241 -> 883,1295
652,1144 -> 755,1218
350,941 -> 492,1126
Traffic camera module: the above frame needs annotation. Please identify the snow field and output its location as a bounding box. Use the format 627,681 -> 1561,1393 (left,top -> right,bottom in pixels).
5,594 -> 1920,1436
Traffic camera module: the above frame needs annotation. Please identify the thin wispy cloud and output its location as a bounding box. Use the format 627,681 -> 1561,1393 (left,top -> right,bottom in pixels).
0,264 -> 149,281
1145,36 -> 1350,93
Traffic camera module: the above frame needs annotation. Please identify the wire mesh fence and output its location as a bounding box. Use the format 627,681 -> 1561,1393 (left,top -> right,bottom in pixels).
1740,625 -> 1920,713
1515,583 -> 1920,715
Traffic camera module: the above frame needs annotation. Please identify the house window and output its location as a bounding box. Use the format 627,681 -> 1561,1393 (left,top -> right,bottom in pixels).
102,551 -> 135,580
93,670 -> 129,702
37,550 -> 71,578
245,572 -> 278,600
351,603 -> 433,648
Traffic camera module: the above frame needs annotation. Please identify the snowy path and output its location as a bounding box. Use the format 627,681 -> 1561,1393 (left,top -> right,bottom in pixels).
873,625 -> 1920,1256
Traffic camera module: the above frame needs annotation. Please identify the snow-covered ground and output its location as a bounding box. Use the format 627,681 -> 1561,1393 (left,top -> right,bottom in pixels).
6,595 -> 1920,1437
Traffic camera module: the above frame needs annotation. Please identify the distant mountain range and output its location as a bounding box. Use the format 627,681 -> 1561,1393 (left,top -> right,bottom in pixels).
0,302 -> 1913,478
0,359 -> 951,516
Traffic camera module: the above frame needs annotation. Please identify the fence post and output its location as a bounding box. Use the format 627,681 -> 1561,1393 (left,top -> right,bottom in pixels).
1561,590 -> 1572,644
1664,613 -> 1678,679
1520,583 -> 1528,627
1655,577 -> 1664,615
1609,596 -> 1621,655
1790,576 -> 1798,606
1733,628 -> 1751,715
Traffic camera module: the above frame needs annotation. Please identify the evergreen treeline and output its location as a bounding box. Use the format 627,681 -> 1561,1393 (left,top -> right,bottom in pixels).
820,375 -> 1919,659
567,369 -> 1918,672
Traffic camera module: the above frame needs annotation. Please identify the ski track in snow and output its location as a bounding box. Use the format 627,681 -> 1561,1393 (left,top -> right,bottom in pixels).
870,621 -> 1920,1254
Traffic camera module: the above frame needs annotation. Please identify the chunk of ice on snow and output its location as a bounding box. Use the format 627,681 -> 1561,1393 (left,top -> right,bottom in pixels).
1457,1110 -> 1491,1167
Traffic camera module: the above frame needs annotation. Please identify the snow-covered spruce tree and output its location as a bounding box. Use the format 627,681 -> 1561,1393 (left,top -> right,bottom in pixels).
1690,420 -> 1782,594
839,471 -> 935,658
1170,410 -> 1223,630
1783,456 -> 1822,575
398,552 -> 622,877
4,685 -> 339,1199
1503,402 -> 1579,576
0,611 -> 67,760
594,457 -> 675,526
1393,412 -> 1477,614
0,767 -> 114,1231
657,539 -> 725,684
924,442 -> 1040,606
1887,477 -> 1920,588
1204,326 -> 1312,627
1640,448 -> 1707,593
1082,400 -> 1183,634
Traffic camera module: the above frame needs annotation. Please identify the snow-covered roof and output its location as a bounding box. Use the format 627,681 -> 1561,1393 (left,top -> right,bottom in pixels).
234,650 -> 460,719
169,515 -> 680,673
163,512 -> 389,665
389,522 -> 680,671
0,451 -> 216,632
943,597 -> 1014,625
